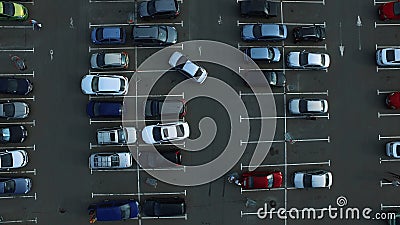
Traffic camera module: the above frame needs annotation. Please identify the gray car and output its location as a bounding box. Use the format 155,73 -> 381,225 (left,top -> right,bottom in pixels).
0,102 -> 29,119
90,52 -> 129,70
89,152 -> 133,169
241,23 -> 287,41
0,177 -> 31,195
132,25 -> 177,46
97,126 -> 137,145
244,47 -> 281,62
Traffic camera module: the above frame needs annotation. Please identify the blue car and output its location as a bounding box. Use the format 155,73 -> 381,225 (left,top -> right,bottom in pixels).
86,101 -> 123,118
241,24 -> 287,41
88,200 -> 139,222
91,27 -> 126,45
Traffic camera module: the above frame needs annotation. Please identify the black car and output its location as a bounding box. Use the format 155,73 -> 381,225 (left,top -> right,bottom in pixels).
132,25 -> 177,46
138,0 -> 179,19
240,0 -> 278,18
86,101 -> 123,118
265,71 -> 286,87
142,197 -> 186,217
145,99 -> 186,118
293,25 -> 326,43
0,126 -> 27,143
0,78 -> 33,95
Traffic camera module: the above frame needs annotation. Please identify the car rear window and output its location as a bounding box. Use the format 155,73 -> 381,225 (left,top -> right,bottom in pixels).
6,79 -> 17,93
176,125 -> 184,137
303,174 -> 312,187
0,153 -> 12,167
3,2 -> 14,16
96,29 -> 104,41
253,25 -> 262,38
279,25 -> 284,36
387,50 -> 396,62
152,127 -> 162,141
299,100 -> 308,113
299,53 -> 308,66
3,103 -> 15,117
97,53 -> 105,67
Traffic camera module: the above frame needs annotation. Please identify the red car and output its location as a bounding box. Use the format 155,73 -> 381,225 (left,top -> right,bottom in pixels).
241,171 -> 283,189
386,92 -> 400,109
379,1 -> 400,20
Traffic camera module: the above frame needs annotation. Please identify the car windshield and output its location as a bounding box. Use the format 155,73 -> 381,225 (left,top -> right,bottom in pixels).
96,29 -> 104,41
299,100 -> 308,113
0,129 -> 10,142
320,55 -> 325,65
253,25 -> 262,38
0,152 -> 12,167
152,127 -> 162,141
270,72 -> 277,84
299,53 -> 308,66
394,2 -> 400,16
4,180 -> 15,193
158,26 -> 167,42
176,125 -> 184,137
91,77 -> 99,92
109,132 -> 116,142
3,103 -> 14,117
387,50 -> 396,62
267,174 -> 274,188
96,53 -> 105,67
119,79 -> 125,91
6,79 -> 17,93
325,174 -> 329,186
279,25 -> 284,36
120,203 -> 131,219
193,68 -> 204,78
147,1 -> 157,15
397,145 -> 400,156
118,129 -> 126,142
3,2 -> 15,16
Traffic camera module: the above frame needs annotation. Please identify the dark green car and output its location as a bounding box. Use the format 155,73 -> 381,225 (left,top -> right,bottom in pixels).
0,2 -> 28,21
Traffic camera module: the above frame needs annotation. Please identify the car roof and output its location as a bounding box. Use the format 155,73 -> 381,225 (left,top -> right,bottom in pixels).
182,61 -> 200,76
307,100 -> 323,111
133,25 -> 158,38
98,77 -> 121,92
261,24 -> 281,36
307,53 -> 323,65
102,27 -> 122,39
250,47 -> 270,59
104,53 -> 122,65
96,201 -> 138,221
155,0 -> 177,11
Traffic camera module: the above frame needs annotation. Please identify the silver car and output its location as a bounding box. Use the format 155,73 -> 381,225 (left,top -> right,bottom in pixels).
89,152 -> 133,169
168,52 -> 208,84
287,51 -> 330,69
81,75 -> 129,96
376,48 -> 400,66
0,150 -> 28,169
97,126 -> 137,145
0,102 -> 29,119
386,141 -> 400,158
294,170 -> 333,188
90,52 -> 129,70
288,98 -> 328,115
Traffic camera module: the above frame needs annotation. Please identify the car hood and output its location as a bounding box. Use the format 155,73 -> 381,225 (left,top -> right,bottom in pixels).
12,102 -> 29,118
287,52 -> 300,67
90,53 -> 99,69
242,25 -> 255,40
124,127 -> 137,144
14,178 -> 31,194
293,173 -> 304,188
81,75 -> 94,94
271,47 -> 281,62
142,126 -> 156,144
138,1 -> 150,17
11,150 -> 27,168
166,26 -> 178,44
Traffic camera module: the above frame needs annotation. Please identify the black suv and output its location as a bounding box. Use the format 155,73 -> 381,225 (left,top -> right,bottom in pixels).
293,25 -> 326,43
138,0 -> 179,19
132,25 -> 177,46
240,0 -> 278,18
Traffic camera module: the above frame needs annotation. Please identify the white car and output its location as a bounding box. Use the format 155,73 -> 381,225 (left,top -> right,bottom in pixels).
287,51 -> 330,69
294,170 -> 332,188
288,98 -> 328,115
90,52 -> 129,70
376,48 -> 400,66
97,126 -> 137,145
89,152 -> 133,169
0,150 -> 28,169
386,141 -> 400,158
168,52 -> 208,84
142,122 -> 190,144
81,75 -> 128,95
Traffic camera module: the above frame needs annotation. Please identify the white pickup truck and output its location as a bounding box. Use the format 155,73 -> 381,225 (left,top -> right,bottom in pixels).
97,126 -> 137,145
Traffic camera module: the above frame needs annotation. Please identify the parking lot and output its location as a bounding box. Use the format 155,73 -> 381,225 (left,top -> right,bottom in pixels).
0,0 -> 399,224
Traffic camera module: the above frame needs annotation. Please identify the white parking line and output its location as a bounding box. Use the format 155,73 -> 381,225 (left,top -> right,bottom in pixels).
89,22 -> 132,28
0,169 -> 36,175
240,137 -> 330,145
380,157 -> 400,164
241,187 -> 285,193
0,25 -> 32,29
240,160 -> 330,170
239,90 -> 328,96
375,22 -> 400,28
238,67 -> 328,72
376,66 -> 400,72
379,135 -> 400,140
377,89 -> 396,95
0,97 -> 35,101
374,0 -> 391,5
0,72 -> 34,77
91,190 -> 186,198
378,112 -> 400,118
90,143 -> 136,149
89,70 -> 136,74
281,0 -> 324,4
380,180 -> 396,186
141,215 -> 187,220
0,192 -> 36,200
90,167 -> 184,174
89,0 -> 135,2
240,114 -> 329,121
89,46 -> 137,52
0,145 -> 35,150
381,204 -> 400,210
237,21 -> 325,26
0,48 -> 34,52
237,43 -> 326,49
135,21 -> 184,27
0,218 -> 37,224
138,143 -> 185,147
0,120 -> 35,126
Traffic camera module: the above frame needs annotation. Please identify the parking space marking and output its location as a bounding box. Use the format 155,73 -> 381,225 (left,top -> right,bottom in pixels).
238,67 -> 328,72
236,21 -> 325,26
377,89 -> 397,95
0,72 -> 34,77
89,70 -> 136,74
282,0 -> 324,4
89,0 -> 135,3
0,192 -> 36,200
0,169 -> 36,175
90,143 -> 136,149
91,190 -> 186,198
241,187 -> 285,193
379,157 -> 400,163
239,90 -> 328,96
89,44 -> 183,53
376,66 -> 400,72
90,167 -> 184,174
0,145 -> 35,150
90,118 -> 181,124
0,48 -> 34,53
241,207 -> 327,218
0,217 -> 37,224
381,204 -> 400,210
237,43 -> 326,49
241,136 -> 330,145
374,0 -> 392,5
0,25 -> 32,29
379,135 -> 400,140
141,215 -> 187,220
378,112 -> 400,118
240,114 -> 329,121
0,97 -> 35,101
138,143 -> 185,147
135,21 -> 184,27
0,120 -> 35,126
380,180 -> 397,186
240,160 -> 330,170
375,22 -> 400,28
